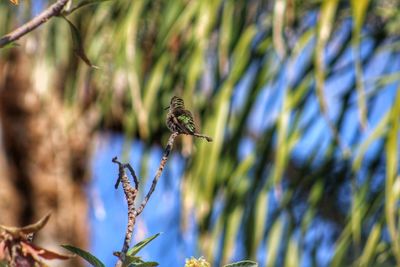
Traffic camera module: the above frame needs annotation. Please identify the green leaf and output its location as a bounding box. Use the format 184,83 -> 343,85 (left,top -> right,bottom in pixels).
223,260 -> 258,267
252,190 -> 268,257
385,88 -> 400,264
351,0 -> 371,129
221,206 -> 244,263
315,0 -> 340,111
284,237 -> 299,267
331,223 -> 352,267
0,42 -> 20,50
123,255 -> 159,267
67,0 -> 112,14
0,261 -> 8,267
352,111 -> 389,171
358,223 -> 381,266
314,0 -> 349,156
123,255 -> 144,266
127,233 -> 161,256
61,16 -> 98,68
143,56 -> 167,114
61,245 -> 105,267
130,262 -> 159,267
271,89 -> 291,186
266,218 -> 284,267
219,0 -> 234,74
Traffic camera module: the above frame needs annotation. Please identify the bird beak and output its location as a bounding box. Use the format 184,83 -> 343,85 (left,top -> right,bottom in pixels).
164,106 -> 170,110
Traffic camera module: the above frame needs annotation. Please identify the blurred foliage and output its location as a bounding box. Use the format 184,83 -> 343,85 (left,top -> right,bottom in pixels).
0,214 -> 72,266
63,233 -> 162,267
1,0 -> 400,266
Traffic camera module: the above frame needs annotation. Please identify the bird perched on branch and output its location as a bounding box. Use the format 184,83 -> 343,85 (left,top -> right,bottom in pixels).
165,96 -> 213,142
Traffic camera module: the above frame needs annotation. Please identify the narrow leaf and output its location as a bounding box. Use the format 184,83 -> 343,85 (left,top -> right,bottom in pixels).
123,255 -> 143,267
61,16 -> 98,68
248,179 -> 267,258
272,88 -> 290,186
266,218 -> 284,267
315,0 -> 339,112
223,260 -> 258,267
68,0 -> 111,14
352,111 -> 389,171
385,88 -> 400,265
351,0 -> 371,129
123,255 -> 159,267
61,245 -> 105,267
358,223 -> 381,266
221,206 -> 244,263
127,233 -> 161,256
0,42 -> 19,50
284,237 -> 299,267
331,223 -> 352,267
315,0 -> 349,156
131,262 -> 159,267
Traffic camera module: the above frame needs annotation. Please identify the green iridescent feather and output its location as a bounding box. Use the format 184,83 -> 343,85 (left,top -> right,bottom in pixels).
177,114 -> 196,132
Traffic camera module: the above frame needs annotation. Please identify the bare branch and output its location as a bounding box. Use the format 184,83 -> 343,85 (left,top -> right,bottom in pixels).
125,163 -> 139,190
0,0 -> 69,48
113,132 -> 179,267
112,157 -> 138,267
112,131 -> 213,266
135,132 -> 179,216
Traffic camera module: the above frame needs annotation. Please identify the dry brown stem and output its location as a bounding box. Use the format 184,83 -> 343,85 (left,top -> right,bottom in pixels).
0,0 -> 69,48
113,132 -> 179,267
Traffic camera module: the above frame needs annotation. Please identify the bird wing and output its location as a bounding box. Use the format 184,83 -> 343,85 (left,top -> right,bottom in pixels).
175,110 -> 196,134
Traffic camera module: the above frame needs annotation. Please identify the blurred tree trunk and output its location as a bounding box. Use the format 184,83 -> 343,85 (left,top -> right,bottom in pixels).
0,50 -> 95,266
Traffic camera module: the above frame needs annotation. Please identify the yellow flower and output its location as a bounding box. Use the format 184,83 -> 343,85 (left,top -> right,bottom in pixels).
184,256 -> 211,267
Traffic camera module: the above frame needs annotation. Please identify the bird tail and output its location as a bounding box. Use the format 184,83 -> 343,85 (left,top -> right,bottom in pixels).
193,133 -> 213,142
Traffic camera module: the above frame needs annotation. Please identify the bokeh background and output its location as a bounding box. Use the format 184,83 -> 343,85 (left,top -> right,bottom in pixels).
0,0 -> 400,266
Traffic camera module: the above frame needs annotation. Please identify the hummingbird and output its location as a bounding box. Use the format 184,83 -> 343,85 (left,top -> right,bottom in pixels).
165,96 -> 213,142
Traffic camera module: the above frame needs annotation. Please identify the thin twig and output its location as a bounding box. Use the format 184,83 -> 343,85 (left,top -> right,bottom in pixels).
0,0 -> 69,48
135,132 -> 179,216
113,132 -> 179,267
113,131 -> 209,266
114,159 -> 140,190
112,157 -> 138,267
125,163 -> 139,190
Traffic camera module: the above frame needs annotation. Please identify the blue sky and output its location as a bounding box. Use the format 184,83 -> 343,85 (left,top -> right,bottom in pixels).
90,135 -> 195,266
20,1 -> 400,265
